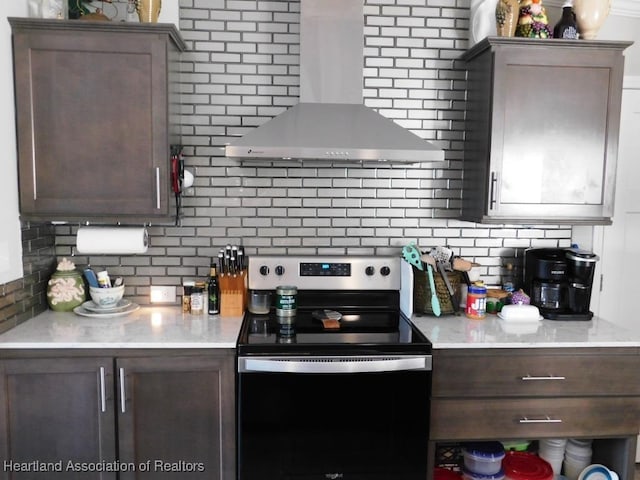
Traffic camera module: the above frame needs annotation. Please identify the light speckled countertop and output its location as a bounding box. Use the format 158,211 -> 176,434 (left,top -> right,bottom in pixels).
0,307 -> 242,349
0,306 -> 638,350
411,314 -> 640,349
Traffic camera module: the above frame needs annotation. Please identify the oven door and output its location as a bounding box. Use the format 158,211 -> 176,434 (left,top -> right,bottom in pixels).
237,355 -> 432,480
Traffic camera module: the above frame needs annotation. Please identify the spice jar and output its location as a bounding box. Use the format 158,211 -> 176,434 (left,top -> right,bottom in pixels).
190,286 -> 205,315
466,282 -> 487,320
183,281 -> 195,313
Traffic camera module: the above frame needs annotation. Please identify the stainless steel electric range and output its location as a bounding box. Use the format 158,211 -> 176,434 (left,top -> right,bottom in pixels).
236,255 -> 432,480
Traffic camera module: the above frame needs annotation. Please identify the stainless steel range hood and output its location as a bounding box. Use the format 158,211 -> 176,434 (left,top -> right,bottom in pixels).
225,0 -> 445,163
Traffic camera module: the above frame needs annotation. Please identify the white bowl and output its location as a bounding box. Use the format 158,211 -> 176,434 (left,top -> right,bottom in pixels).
90,285 -> 125,308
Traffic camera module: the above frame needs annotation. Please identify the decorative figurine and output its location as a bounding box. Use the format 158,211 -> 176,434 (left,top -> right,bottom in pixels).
515,0 -> 552,38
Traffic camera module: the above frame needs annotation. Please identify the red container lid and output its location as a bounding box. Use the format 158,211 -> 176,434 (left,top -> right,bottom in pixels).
502,452 -> 553,480
435,468 -> 463,480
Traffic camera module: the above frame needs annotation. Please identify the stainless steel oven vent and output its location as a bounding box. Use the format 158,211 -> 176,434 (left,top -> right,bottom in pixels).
225,0 -> 445,164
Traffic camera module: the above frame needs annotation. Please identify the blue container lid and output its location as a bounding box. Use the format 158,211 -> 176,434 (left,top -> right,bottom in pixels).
463,441 -> 506,459
468,284 -> 487,295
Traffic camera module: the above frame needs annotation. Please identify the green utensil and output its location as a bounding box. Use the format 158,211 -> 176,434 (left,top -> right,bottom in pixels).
402,243 -> 423,271
426,264 -> 441,317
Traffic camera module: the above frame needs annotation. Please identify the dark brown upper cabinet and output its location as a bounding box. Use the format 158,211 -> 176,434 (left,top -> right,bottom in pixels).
9,18 -> 185,224
460,37 -> 632,225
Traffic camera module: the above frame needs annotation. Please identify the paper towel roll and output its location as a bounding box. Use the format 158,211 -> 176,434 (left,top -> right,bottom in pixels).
76,227 -> 149,255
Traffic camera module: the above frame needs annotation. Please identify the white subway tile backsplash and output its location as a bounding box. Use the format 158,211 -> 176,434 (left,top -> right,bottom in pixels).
53,0 -> 574,295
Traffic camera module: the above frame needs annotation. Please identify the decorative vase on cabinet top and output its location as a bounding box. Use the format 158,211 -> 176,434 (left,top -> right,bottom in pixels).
573,0 -> 611,39
496,0 -> 520,37
137,0 -> 161,22
470,0 -> 499,45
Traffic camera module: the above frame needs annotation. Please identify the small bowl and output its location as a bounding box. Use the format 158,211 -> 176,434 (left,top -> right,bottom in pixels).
90,285 -> 125,308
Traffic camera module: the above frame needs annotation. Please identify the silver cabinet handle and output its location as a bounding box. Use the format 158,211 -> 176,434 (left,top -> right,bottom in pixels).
521,375 -> 566,381
99,367 -> 106,413
519,416 -> 562,424
119,367 -> 126,413
489,171 -> 498,210
155,167 -> 161,209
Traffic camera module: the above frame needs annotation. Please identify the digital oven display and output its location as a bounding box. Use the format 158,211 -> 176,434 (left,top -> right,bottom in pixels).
299,262 -> 351,276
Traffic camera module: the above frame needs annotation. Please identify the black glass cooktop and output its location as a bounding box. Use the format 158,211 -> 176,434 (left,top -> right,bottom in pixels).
236,308 -> 431,356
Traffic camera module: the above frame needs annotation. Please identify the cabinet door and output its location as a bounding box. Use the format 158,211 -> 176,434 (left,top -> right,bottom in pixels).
116,354 -> 235,480
11,23 -> 174,221
489,45 -> 624,222
461,39 -> 630,225
0,357 -> 116,480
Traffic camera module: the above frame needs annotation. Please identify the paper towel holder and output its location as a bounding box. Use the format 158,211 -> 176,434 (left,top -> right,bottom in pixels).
75,226 -> 149,256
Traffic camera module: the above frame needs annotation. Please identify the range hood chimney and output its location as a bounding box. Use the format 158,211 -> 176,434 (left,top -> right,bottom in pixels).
225,0 -> 445,163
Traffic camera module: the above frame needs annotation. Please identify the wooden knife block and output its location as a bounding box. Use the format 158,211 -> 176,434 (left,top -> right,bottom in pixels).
219,272 -> 246,317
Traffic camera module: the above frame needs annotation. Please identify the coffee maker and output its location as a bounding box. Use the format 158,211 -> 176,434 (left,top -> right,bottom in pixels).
523,247 -> 599,320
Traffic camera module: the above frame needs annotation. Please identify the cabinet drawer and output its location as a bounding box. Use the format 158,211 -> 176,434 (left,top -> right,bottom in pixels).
433,351 -> 640,397
430,397 -> 640,441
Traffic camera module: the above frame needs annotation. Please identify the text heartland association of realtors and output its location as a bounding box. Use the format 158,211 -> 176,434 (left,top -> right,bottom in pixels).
3,459 -> 206,473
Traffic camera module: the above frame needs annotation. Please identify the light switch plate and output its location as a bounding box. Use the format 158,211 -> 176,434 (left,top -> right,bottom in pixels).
150,286 -> 177,304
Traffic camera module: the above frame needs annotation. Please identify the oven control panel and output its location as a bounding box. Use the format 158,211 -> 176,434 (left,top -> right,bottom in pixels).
248,255 -> 400,291
300,262 -> 351,277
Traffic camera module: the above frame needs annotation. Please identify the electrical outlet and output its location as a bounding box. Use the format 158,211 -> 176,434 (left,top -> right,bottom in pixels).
150,286 -> 177,304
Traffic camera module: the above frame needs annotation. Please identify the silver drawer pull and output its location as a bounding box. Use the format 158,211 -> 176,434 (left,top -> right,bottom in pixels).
119,367 -> 127,413
99,366 -> 107,413
155,167 -> 161,210
519,416 -> 562,424
521,375 -> 566,381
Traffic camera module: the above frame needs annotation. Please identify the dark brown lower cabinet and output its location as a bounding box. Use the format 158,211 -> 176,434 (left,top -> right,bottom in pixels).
116,355 -> 235,480
428,348 -> 640,480
0,351 -> 235,480
0,357 -> 116,480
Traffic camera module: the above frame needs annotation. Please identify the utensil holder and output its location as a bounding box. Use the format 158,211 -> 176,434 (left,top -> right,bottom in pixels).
219,273 -> 246,317
413,265 -> 462,315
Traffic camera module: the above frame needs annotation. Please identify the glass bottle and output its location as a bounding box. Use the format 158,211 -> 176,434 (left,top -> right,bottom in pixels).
208,262 -> 220,315
553,0 -> 579,39
502,262 -> 515,293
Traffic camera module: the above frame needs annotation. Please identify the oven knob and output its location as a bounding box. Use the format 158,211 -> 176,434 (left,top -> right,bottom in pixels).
380,266 -> 391,276
365,266 -> 375,276
259,265 -> 269,276
275,265 -> 285,276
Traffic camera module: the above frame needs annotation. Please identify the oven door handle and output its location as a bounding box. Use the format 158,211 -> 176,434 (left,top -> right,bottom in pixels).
238,355 -> 432,374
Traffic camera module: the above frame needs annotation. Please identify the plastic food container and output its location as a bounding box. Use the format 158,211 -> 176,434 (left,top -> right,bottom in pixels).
501,440 -> 532,452
502,451 -> 553,480
462,468 -> 505,480
463,442 -> 506,475
248,290 -> 271,314
498,304 -> 541,321
435,468 -> 464,480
